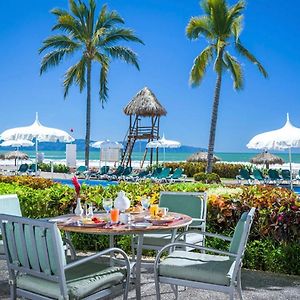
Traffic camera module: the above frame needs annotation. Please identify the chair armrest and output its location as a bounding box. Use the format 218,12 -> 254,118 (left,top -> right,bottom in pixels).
64,247 -> 130,272
175,230 -> 232,242
62,237 -> 77,260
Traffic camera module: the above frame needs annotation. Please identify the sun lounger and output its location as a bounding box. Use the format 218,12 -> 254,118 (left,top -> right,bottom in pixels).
88,166 -> 110,179
236,168 -> 254,185
267,169 -> 283,184
75,165 -> 88,178
105,166 -> 124,180
126,169 -> 149,181
166,168 -> 187,182
153,167 -> 171,182
144,167 -> 162,180
252,169 -> 266,183
16,163 -> 29,175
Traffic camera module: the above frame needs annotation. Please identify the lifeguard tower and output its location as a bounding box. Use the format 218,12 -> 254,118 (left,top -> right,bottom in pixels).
121,87 -> 167,167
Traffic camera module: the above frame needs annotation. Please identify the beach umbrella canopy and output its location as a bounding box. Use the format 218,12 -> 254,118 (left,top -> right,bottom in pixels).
4,151 -> 29,160
0,139 -> 34,147
247,113 -> 300,187
146,135 -> 181,164
91,140 -> 123,149
0,113 -> 74,174
187,151 -> 221,163
250,151 -> 284,169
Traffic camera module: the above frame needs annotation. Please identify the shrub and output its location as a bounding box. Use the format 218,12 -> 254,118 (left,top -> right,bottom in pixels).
38,163 -> 70,173
0,177 -> 299,275
194,172 -> 221,183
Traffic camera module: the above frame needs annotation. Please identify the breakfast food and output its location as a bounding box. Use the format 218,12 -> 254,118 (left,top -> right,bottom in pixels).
128,205 -> 143,214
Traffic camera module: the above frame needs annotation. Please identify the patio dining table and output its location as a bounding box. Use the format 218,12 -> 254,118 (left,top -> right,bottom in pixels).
52,212 -> 192,300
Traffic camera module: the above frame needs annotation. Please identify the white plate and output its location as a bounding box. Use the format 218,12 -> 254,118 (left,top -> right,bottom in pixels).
131,222 -> 152,228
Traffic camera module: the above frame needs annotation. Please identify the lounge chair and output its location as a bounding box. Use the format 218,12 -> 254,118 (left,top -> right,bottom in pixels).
236,168 -> 254,185
268,169 -> 283,184
106,166 -> 124,180
166,168 -> 186,182
153,167 -> 172,182
252,169 -> 266,183
118,167 -> 133,181
281,169 -> 291,183
88,166 -> 110,179
144,167 -> 162,180
0,214 -> 131,300
75,165 -> 88,178
126,169 -> 149,181
27,164 -> 40,175
16,163 -> 29,175
154,208 -> 256,300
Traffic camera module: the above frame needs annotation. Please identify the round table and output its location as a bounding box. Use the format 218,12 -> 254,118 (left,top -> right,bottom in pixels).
54,212 -> 192,300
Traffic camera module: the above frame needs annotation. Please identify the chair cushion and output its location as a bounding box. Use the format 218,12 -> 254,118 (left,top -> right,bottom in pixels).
17,259 -> 127,299
229,212 -> 248,254
159,250 -> 235,286
143,232 -> 204,247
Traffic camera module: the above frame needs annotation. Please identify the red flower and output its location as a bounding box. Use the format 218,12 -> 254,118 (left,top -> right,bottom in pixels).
71,176 -> 81,197
278,214 -> 284,222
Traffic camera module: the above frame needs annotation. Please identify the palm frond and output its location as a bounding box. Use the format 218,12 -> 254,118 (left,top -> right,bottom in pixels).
235,39 -> 268,78
63,57 -> 86,98
231,15 -> 243,40
87,0 -> 96,37
95,5 -> 124,31
69,0 -> 88,38
52,14 -> 83,40
40,49 -> 72,74
99,28 -> 144,46
39,35 -> 81,53
224,51 -> 243,90
51,8 -> 69,17
186,16 -> 212,40
209,0 -> 228,36
190,45 -> 214,86
104,46 -> 140,70
95,52 -> 109,105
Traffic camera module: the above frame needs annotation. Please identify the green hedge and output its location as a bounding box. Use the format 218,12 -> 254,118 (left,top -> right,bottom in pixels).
38,163 -> 70,173
165,162 -> 246,178
0,176 -> 299,275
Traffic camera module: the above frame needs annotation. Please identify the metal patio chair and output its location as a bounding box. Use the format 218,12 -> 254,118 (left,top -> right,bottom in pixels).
154,207 -> 256,300
0,214 -> 131,300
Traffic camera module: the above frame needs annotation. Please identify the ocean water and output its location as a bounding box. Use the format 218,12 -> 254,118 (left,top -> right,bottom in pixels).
1,150 -> 299,164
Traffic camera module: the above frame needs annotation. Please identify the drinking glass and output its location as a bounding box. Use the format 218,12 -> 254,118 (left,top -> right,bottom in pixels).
102,198 -> 113,214
86,203 -> 94,218
110,208 -> 120,223
141,196 -> 150,211
150,204 -> 159,217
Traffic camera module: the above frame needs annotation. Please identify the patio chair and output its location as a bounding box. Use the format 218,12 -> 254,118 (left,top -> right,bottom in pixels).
154,207 -> 256,300
106,166 -> 125,180
281,169 -> 291,182
154,167 -> 172,182
0,214 -> 131,300
252,169 -> 266,183
27,164 -> 40,175
0,194 -> 22,260
236,168 -> 254,185
120,166 -> 133,178
126,169 -> 149,181
88,166 -> 110,179
267,169 -> 283,184
144,167 -> 162,180
132,192 -> 207,264
166,168 -> 186,183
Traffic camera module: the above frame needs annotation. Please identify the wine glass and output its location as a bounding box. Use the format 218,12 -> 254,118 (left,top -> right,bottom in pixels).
86,203 -> 94,218
102,198 -> 113,214
141,196 -> 150,211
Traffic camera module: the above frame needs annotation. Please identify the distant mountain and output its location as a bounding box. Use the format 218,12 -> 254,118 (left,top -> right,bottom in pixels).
0,139 -> 206,153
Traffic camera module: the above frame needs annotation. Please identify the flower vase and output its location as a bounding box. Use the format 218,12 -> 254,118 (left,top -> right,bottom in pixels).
74,198 -> 83,216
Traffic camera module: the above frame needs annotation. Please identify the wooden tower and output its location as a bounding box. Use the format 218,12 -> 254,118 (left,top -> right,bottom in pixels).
121,87 -> 167,167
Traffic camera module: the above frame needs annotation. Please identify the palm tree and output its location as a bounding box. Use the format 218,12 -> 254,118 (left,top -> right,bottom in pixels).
186,0 -> 267,173
40,0 -> 144,167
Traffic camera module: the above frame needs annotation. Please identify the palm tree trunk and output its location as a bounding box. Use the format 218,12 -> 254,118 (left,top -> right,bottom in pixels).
85,60 -> 92,168
206,72 -> 222,173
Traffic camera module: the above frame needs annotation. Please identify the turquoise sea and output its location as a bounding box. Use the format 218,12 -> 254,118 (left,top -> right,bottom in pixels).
1,150 -> 300,164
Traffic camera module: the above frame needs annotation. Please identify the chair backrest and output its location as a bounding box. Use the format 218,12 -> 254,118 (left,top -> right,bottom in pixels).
0,194 -> 22,217
157,168 -> 171,179
253,169 -> 264,180
159,192 -> 207,229
152,167 -> 162,177
122,167 -> 132,176
281,169 -> 290,180
239,169 -> 251,180
114,166 -> 124,175
18,164 -> 29,173
229,208 -> 256,256
268,169 -> 280,180
171,168 -> 183,179
101,166 -> 109,175
77,166 -> 87,173
0,214 -> 68,297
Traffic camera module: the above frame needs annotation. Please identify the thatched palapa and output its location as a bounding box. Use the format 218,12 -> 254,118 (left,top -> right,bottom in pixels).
187,151 -> 221,163
250,151 -> 284,169
124,87 -> 167,116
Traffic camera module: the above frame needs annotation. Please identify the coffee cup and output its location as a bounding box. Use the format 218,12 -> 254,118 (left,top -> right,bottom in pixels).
158,207 -> 169,217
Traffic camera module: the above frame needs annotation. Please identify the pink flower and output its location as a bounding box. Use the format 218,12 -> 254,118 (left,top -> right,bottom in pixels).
278,214 -> 284,222
291,205 -> 298,211
71,176 -> 80,197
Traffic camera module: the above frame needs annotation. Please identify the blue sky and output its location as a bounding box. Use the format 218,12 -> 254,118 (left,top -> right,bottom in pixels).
0,0 -> 299,152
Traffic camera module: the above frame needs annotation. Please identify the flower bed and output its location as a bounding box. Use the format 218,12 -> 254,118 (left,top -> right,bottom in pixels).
0,176 -> 299,275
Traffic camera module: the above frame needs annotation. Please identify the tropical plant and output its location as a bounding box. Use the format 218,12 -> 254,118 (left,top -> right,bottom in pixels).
39,0 -> 144,167
186,0 -> 268,173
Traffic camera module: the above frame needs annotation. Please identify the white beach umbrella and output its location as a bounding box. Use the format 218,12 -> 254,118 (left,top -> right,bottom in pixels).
146,135 -> 181,164
247,113 -> 300,188
0,113 -> 74,175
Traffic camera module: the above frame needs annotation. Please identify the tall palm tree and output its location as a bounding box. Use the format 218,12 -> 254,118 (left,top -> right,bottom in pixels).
186,0 -> 267,173
40,0 -> 144,167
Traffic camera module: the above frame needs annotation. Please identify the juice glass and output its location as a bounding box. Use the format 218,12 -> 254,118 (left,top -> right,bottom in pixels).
150,204 -> 159,217
110,208 -> 119,223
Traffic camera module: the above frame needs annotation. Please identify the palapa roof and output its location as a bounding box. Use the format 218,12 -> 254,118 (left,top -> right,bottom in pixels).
187,151 -> 221,163
123,87 -> 167,117
250,152 -> 284,165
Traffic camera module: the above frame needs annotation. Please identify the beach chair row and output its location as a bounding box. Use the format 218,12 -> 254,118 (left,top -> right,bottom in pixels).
79,165 -> 186,182
237,168 -> 295,185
